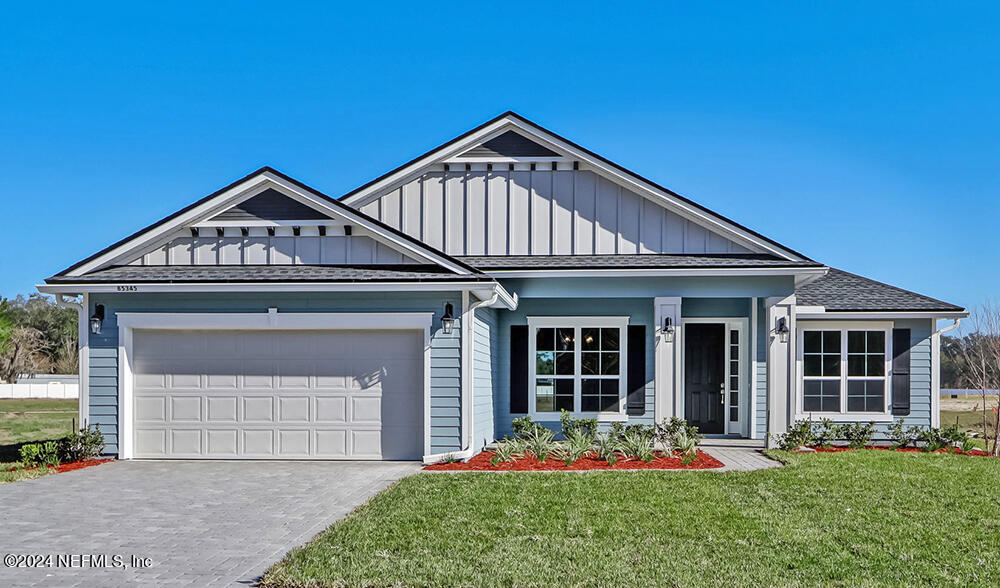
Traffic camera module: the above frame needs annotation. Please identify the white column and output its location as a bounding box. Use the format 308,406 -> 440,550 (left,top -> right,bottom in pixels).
765,295 -> 796,447
653,297 -> 682,422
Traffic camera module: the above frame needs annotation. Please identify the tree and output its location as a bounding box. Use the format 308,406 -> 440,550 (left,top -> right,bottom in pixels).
953,303 -> 1000,456
0,326 -> 49,383
0,294 -> 78,379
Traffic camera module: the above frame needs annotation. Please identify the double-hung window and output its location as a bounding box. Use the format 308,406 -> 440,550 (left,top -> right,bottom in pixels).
528,317 -> 628,419
798,322 -> 891,417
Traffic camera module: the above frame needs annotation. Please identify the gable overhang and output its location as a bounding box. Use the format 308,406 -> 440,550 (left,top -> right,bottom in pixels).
56,167 -> 479,279
37,280 -> 518,310
339,112 -> 811,262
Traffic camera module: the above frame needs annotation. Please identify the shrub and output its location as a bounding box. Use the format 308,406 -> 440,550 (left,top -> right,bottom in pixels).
773,419 -> 815,450
19,441 -> 60,468
523,427 -> 557,462
655,417 -> 701,451
593,432 -> 620,466
58,425 -> 104,463
839,422 -> 877,449
888,419 -> 921,450
941,424 -> 970,452
919,427 -> 949,452
621,430 -> 656,463
562,428 -> 594,465
673,429 -> 698,465
559,410 -> 598,441
490,437 -> 524,466
811,419 -> 837,449
511,416 -> 548,439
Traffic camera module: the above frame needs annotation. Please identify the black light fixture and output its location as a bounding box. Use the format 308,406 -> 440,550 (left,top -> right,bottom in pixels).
90,304 -> 105,335
441,303 -> 455,335
776,317 -> 789,343
662,316 -> 675,342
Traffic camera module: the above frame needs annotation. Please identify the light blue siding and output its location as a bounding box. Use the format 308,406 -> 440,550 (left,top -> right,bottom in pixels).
87,291 -> 462,457
756,298 -> 768,439
498,276 -> 794,299
888,319 -> 934,432
473,308 -> 497,449
682,297 -> 750,318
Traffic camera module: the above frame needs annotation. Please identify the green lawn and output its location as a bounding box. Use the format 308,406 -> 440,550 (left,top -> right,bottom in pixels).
263,451 -> 1000,587
0,398 -> 78,484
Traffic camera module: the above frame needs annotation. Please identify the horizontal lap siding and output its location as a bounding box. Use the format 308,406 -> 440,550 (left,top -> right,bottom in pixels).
756,298 -> 768,439
473,308 -> 497,449
886,319 -> 933,432
88,292 -> 462,457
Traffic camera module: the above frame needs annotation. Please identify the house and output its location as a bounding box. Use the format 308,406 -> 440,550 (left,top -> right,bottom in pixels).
38,112 -> 967,461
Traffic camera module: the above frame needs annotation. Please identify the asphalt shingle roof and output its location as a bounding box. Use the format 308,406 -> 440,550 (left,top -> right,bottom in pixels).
795,268 -> 964,312
457,254 -> 823,270
46,265 -> 492,284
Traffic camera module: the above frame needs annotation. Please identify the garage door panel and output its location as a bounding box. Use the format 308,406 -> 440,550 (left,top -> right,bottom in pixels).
278,396 -> 310,422
315,397 -> 347,422
242,429 -> 275,456
132,329 -> 423,460
207,429 -> 238,456
243,396 -> 276,422
207,396 -> 238,421
135,396 -> 166,422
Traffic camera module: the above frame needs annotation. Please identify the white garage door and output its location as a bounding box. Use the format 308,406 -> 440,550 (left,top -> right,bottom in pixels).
131,329 -> 423,460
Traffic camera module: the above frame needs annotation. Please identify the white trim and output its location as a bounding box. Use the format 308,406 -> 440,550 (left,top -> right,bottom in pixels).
653,297 -> 682,423
460,290 -> 472,455
794,320 -> 894,422
796,310 -> 968,320
679,317 -> 749,436
750,297 -> 758,439
525,316 -> 630,421
115,311 -> 434,460
340,116 -> 809,261
65,170 -> 474,277
931,330 -> 941,428
481,267 -> 827,278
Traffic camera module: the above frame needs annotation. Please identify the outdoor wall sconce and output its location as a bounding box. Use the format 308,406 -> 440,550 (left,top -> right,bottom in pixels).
776,317 -> 789,343
441,303 -> 455,335
662,316 -> 675,342
90,304 -> 105,335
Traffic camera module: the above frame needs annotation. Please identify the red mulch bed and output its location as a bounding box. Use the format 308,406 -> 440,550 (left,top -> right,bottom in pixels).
425,450 -> 723,471
5,459 -> 111,474
800,446 -> 996,458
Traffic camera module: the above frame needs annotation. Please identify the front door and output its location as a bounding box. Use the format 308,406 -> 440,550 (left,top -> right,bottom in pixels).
684,323 -> 725,434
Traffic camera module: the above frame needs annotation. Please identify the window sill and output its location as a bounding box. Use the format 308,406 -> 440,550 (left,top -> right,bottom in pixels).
793,413 -> 893,423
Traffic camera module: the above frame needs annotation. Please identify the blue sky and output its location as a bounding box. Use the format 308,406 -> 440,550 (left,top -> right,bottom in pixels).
1,2 -> 996,313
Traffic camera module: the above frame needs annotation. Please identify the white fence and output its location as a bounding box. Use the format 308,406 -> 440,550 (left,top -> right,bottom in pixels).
0,382 -> 79,399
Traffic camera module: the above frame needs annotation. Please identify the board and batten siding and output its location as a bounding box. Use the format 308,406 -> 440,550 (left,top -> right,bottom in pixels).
127,231 -> 419,266
359,167 -> 753,257
86,292 -> 462,457
473,308 -> 497,450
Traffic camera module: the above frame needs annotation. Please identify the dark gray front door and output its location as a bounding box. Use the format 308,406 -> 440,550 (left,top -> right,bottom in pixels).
684,323 -> 725,434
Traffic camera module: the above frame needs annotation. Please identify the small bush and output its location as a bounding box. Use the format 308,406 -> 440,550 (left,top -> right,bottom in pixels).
19,441 -> 60,468
511,416 -> 549,439
490,437 -> 524,466
58,425 -> 104,463
941,424 -> 970,452
562,428 -> 594,464
621,430 -> 656,463
655,417 -> 701,451
559,410 -> 598,441
673,429 -> 698,465
774,419 -> 815,450
888,419 -> 921,450
811,419 -> 837,449
593,432 -> 620,466
839,422 -> 877,449
919,427 -> 949,452
523,427 -> 557,462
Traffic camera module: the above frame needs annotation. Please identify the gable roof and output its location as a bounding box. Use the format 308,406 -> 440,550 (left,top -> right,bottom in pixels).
339,111 -> 812,262
47,264 -> 493,284
51,166 -> 482,280
795,268 -> 965,312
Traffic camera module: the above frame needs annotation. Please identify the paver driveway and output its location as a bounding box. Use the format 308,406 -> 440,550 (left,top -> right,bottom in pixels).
0,460 -> 420,587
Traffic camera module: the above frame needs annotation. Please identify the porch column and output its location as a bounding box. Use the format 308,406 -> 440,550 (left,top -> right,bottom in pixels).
653,297 -> 682,422
765,295 -> 796,448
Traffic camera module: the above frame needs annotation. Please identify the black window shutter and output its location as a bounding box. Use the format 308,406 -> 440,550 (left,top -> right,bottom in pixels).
510,325 -> 529,414
626,325 -> 646,415
891,328 -> 911,416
